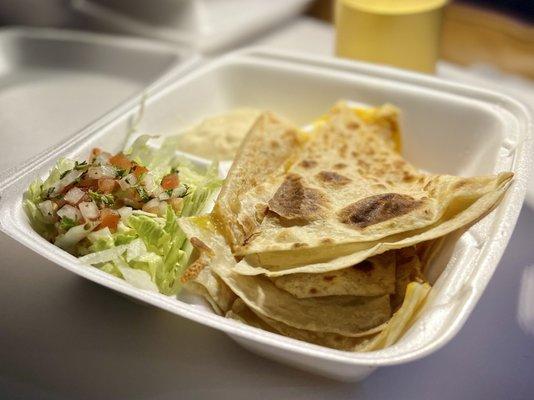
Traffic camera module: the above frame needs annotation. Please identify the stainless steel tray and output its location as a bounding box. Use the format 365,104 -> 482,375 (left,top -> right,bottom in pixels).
0,27 -> 198,174
71,0 -> 312,53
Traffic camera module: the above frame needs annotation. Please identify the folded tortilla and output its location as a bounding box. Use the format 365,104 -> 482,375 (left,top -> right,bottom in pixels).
212,111 -> 304,252
217,102 -> 512,274
180,216 -> 391,336
271,251 -> 396,298
226,282 -> 430,352
179,101 -> 511,352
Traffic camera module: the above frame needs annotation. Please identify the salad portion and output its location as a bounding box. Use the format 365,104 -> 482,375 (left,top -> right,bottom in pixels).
24,135 -> 221,294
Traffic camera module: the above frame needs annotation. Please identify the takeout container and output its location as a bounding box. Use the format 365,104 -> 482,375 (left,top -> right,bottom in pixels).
0,48 -> 531,381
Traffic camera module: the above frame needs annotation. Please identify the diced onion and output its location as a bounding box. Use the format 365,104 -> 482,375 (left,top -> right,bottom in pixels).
142,198 -> 160,214
87,165 -> 116,180
57,204 -> 82,221
94,152 -> 112,165
158,192 -> 170,201
142,173 -> 162,196
172,185 -> 188,198
54,222 -> 97,250
78,201 -> 100,221
38,200 -> 57,220
87,227 -> 112,244
117,206 -> 133,219
118,173 -> 137,190
64,187 -> 85,205
49,169 -> 84,195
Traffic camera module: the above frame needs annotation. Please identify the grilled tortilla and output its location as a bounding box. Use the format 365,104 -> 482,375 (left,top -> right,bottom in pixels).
226,280 -> 430,352
178,101 -> 512,352
271,251 -> 396,298
222,102 -> 511,275
180,216 -> 392,336
212,111 -> 304,252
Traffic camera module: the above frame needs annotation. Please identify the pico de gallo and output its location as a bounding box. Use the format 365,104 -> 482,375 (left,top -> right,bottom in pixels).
24,135 -> 222,294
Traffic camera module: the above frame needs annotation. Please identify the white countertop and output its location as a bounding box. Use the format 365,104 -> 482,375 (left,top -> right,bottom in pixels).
1,17 -> 533,400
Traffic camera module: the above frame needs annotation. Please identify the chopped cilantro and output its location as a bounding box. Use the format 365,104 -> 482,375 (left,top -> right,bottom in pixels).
179,184 -> 191,198
59,161 -> 87,180
88,190 -> 114,206
45,187 -> 56,198
59,217 -> 77,231
115,168 -> 127,179
135,186 -> 150,202
74,161 -> 88,171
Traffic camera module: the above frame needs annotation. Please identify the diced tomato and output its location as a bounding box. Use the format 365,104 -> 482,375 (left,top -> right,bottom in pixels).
77,178 -> 98,190
109,153 -> 132,170
133,165 -> 148,179
98,178 -> 116,194
90,148 -> 102,161
97,208 -> 120,232
161,173 -> 180,190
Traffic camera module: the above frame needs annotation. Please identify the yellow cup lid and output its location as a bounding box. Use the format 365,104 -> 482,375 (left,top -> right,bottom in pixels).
341,0 -> 448,15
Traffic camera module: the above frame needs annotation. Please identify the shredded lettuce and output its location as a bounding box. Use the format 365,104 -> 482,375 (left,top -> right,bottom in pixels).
74,190 -> 219,295
24,135 -> 223,295
23,158 -> 76,241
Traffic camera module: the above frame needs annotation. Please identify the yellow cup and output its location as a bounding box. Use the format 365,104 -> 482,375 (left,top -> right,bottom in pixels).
335,0 -> 448,73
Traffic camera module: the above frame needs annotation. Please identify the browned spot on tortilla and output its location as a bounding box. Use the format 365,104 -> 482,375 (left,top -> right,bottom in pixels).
270,140 -> 280,149
353,260 -> 374,273
333,163 -> 347,170
299,159 -> 318,169
190,237 -> 214,255
254,203 -> 268,219
268,174 -> 329,221
321,238 -> 334,244
276,231 -> 291,241
393,160 -> 407,169
357,159 -> 369,169
292,242 -> 308,249
374,168 -> 386,177
315,170 -> 351,187
351,151 -> 358,158
323,275 -> 335,282
338,193 -> 422,228
309,288 -> 318,295
346,121 -> 360,129
403,172 -> 416,182
453,179 -> 469,189
338,144 -> 348,157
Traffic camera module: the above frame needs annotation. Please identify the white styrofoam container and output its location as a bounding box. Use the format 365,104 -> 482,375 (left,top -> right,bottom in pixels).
0,48 -> 531,381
